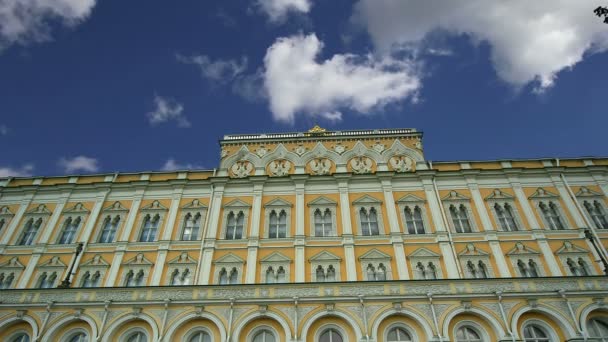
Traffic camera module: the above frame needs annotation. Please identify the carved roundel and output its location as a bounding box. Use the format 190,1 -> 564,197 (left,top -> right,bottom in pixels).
308,158 -> 332,175
349,156 -> 374,174
389,155 -> 414,173
230,160 -> 254,178
267,159 -> 292,177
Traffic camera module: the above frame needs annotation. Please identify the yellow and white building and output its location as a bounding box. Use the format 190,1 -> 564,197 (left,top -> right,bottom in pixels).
0,126 -> 607,342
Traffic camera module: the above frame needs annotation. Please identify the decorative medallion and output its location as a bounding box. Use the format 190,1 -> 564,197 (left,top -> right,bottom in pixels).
333,143 -> 346,154
309,158 -> 331,175
221,148 -> 228,159
415,140 -> 423,150
350,156 -> 373,174
255,145 -> 269,158
268,159 -> 291,177
230,160 -> 253,178
389,155 -> 414,173
294,144 -> 307,156
373,141 -> 385,153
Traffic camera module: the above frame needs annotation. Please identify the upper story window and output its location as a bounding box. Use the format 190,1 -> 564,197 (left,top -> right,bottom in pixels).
38,271 -> 58,288
404,205 -> 425,234
507,243 -> 544,278
308,196 -> 338,237
225,211 -> 245,240
81,270 -> 101,287
538,201 -> 565,230
268,210 -> 287,238
57,217 -> 81,244
181,212 -> 202,241
409,247 -> 442,280
556,241 -> 595,277
491,200 -> 520,231
584,200 -> 608,229
264,265 -> 287,283
353,195 -> 384,236
99,215 -> 121,243
214,253 -> 244,284
359,207 -> 380,236
359,248 -> 392,281
522,323 -> 551,342
166,252 -> 197,285
139,214 -> 160,242
77,254 -> 109,288
449,204 -> 472,233
0,206 -> 14,234
18,218 -> 43,245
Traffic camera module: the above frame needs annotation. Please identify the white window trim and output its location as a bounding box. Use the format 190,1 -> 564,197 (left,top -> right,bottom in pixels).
34,256 -> 66,288
220,200 -> 251,240
93,202 -> 129,244
0,257 -> 25,289
14,205 -> 52,245
458,244 -> 494,279
213,254 -> 245,284
263,200 -> 292,239
359,249 -> 393,281
259,253 -> 291,283
119,327 -> 150,342
247,325 -> 279,342
309,252 -> 342,282
183,327 -> 214,342
134,201 -> 168,243
555,242 -> 595,276
120,254 -> 153,287
60,328 -> 89,342
0,206 -> 15,234
510,256 -> 544,277
353,204 -> 385,236
453,320 -> 491,342
487,200 -> 524,232
520,319 -> 559,342
165,252 -> 196,285
533,200 -> 569,231
315,324 -> 349,342
408,248 -> 443,280
576,188 -> 608,229
178,199 -> 208,241
55,215 -> 84,244
384,323 -> 418,342
76,254 -> 109,288
397,198 -> 430,235
308,206 -> 338,238
442,192 -> 478,233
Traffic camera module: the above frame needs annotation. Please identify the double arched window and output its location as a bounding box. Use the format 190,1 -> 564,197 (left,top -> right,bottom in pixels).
18,218 -> 43,245
415,261 -> 437,279
522,324 -> 551,342
538,201 -> 565,230
58,217 -> 81,244
365,263 -> 386,281
265,266 -> 286,283
125,269 -> 145,287
314,208 -> 333,237
494,203 -> 519,231
182,213 -> 202,241
517,259 -> 539,277
38,271 -> 57,288
359,207 -> 379,236
315,265 -> 337,282
81,270 -> 101,288
225,211 -> 245,240
583,200 -> 608,229
449,204 -> 472,233
403,205 -> 425,234
170,268 -> 192,285
219,267 -> 239,284
139,214 -> 160,242
99,215 -> 120,243
268,210 -> 287,238
319,328 -> 343,342
0,272 -> 15,289
466,260 -> 488,278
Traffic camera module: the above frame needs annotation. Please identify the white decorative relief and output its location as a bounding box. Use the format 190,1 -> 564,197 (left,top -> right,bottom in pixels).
373,141 -> 385,153
294,144 -> 307,156
255,145 -> 269,157
390,155 -> 414,173
350,156 -> 373,174
333,143 -> 346,154
268,159 -> 291,177
309,158 -> 331,175
231,161 -> 253,178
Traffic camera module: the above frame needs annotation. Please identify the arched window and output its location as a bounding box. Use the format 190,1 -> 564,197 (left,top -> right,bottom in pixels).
265,266 -> 275,284
495,203 -> 519,231
477,261 -> 488,278
10,333 -> 30,342
404,205 -> 425,234
427,262 -> 437,279
82,270 -> 101,288
316,265 -> 325,282
376,263 -> 386,280
319,328 -> 343,342
99,215 -> 120,243
182,213 -> 201,241
226,211 -> 244,240
139,214 -> 159,242
125,331 -> 147,342
360,207 -> 379,236
584,200 -> 608,229
517,259 -> 528,276
58,217 -> 81,244
170,269 -> 180,285
522,324 -> 551,342
387,326 -> 412,341
0,272 -> 15,289
0,218 -> 5,232
19,218 -> 42,245
586,318 -> 608,341
326,265 -> 336,281
276,266 -> 286,283
314,208 -> 333,237
455,325 -> 483,342
366,264 -> 375,280
229,267 -> 238,284
125,269 -> 145,287
268,210 -> 287,238
219,268 -> 228,285
170,269 -> 191,286
528,259 -> 539,277
188,331 -> 212,342
67,332 -> 87,342
39,271 -> 57,288
450,205 -> 472,233
252,329 -> 276,342
539,202 -> 564,230
577,258 -> 589,276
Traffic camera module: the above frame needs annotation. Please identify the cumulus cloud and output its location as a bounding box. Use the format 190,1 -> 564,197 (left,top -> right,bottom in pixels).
147,95 -> 190,128
0,124 -> 8,135
256,0 -> 311,22
353,0 -> 608,90
58,156 -> 99,173
161,158 -> 204,171
0,0 -> 96,52
0,164 -> 34,177
177,54 -> 247,84
263,33 -> 421,123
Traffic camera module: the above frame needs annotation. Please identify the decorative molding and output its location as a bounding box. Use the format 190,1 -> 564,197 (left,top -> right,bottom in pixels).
528,188 -> 559,199
506,243 -> 541,256
140,200 -> 168,211
485,189 -> 515,201
441,191 -> 470,202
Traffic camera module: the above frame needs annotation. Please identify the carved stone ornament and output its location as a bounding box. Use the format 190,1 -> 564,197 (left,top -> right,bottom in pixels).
415,140 -> 423,150
390,155 -> 414,173
255,145 -> 268,157
231,161 -> 253,178
333,143 -> 346,154
268,159 -> 291,177
373,141 -> 385,153
309,158 -> 331,175
294,144 -> 307,156
350,156 -> 373,174
221,148 -> 228,159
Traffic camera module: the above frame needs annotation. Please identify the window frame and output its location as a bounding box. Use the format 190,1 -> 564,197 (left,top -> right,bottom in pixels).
385,323 -> 417,342
166,252 -> 196,286
220,199 -> 251,240
213,253 -> 244,285
442,191 -> 478,233
315,324 -> 348,342
520,320 -> 558,342
308,197 -> 338,238
259,252 -> 291,284
0,206 -> 15,235
247,326 -> 279,342
183,328 -> 214,342
409,248 -> 443,280
458,244 -> 494,279
14,204 -> 51,246
93,201 -> 129,244
119,328 -> 149,342
352,195 -> 385,236
179,199 -> 208,241
453,321 -> 489,342
358,249 -> 393,281
309,251 -> 342,282
61,328 -> 89,342
263,199 -> 292,239
135,200 -> 168,243
576,187 -> 608,230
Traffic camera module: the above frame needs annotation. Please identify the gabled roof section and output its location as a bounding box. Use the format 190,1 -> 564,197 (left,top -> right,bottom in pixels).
458,244 -> 490,256
80,254 -> 110,267
352,195 -> 382,205
123,253 -> 154,266
264,198 -> 293,208
441,191 -> 470,201
576,187 -> 604,197
309,250 -> 342,262
506,242 -> 540,255
0,257 -> 24,269
181,199 -> 208,210
141,200 -> 168,211
224,199 -> 251,208
214,253 -> 245,264
26,204 -> 51,215
396,194 -> 426,203
307,196 -> 338,207
102,201 -> 129,212
39,256 -> 67,268
260,252 -> 292,263
485,189 -> 515,201
408,247 -> 441,258
63,202 -> 90,214
168,252 -> 197,264
358,248 -> 392,261
528,188 -> 559,199
555,241 -> 589,255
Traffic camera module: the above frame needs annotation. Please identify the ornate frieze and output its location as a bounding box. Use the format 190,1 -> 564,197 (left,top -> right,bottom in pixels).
230,160 -> 253,178
389,155 -> 414,172
349,156 -> 373,174
309,158 -> 331,175
268,159 -> 291,177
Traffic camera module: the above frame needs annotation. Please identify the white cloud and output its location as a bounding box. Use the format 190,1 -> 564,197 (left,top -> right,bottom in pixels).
161,158 -> 204,171
263,33 -> 421,123
0,0 -> 96,52
353,0 -> 608,90
58,156 -> 99,173
177,54 -> 247,84
256,0 -> 311,22
0,164 -> 34,178
147,95 -> 190,128
0,124 -> 8,135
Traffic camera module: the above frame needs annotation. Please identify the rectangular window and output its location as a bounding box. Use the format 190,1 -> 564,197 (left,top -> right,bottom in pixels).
360,207 -> 380,236
268,210 -> 287,238
449,204 -> 472,233
225,211 -> 244,240
18,218 -> 42,245
314,208 -> 333,237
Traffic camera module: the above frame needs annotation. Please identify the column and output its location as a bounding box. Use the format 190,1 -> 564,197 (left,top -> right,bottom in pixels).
337,178 -> 357,281
487,234 -> 511,277
380,177 -> 409,279
118,189 -> 145,242
246,182 -> 263,283
294,178 -> 306,283
464,175 -> 495,231
507,175 -> 541,229
0,192 -> 34,246
197,182 -> 225,285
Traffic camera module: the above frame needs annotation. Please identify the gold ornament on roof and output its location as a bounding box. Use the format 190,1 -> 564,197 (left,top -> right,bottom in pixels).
307,125 -> 327,135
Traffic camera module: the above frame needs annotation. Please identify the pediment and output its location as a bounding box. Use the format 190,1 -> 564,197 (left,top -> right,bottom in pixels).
141,200 -> 168,211
358,249 -> 392,261
555,241 -> 589,255
307,196 -> 338,207
506,243 -> 540,255
103,201 -> 129,212
528,188 -> 559,199
214,253 -> 245,264
260,252 -> 292,263
442,191 -> 470,201
576,187 -> 603,197
26,204 -> 51,215
39,256 -> 67,268
168,252 -> 197,264
352,195 -> 382,205
396,194 -> 426,203
0,206 -> 14,216
458,244 -> 490,256
181,199 -> 208,210
80,254 -> 110,267
309,251 -> 342,262
224,199 -> 251,208
408,248 -> 441,258
123,253 -> 154,266
0,257 -> 24,269
264,198 -> 293,208
485,189 -> 515,201
63,202 -> 90,214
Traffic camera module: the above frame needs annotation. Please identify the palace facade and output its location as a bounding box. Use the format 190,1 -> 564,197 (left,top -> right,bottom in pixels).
0,126 -> 607,342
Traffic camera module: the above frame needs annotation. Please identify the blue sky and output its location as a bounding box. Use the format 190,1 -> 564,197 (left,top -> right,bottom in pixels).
1,0 -> 607,177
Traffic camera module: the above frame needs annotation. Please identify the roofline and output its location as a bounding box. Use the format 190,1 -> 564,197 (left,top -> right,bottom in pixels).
220,128 -> 421,144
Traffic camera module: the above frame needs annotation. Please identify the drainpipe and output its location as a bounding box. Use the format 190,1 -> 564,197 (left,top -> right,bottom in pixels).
294,297 -> 299,341
194,183 -> 215,284
359,295 -> 370,342
97,301 -> 111,342
159,299 -> 171,342
36,301 -> 54,342
427,293 -> 444,342
430,161 -> 464,278
558,289 -> 586,340
496,291 -> 516,342
226,298 -> 235,342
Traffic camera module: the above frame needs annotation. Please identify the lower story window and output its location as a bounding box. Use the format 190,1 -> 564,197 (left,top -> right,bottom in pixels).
319,328 -> 343,342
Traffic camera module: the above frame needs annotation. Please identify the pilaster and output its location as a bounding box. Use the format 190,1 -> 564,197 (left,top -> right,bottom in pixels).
118,189 -> 145,242
105,244 -> 126,286
160,187 -> 184,241
37,193 -> 70,244
507,175 -> 541,229
0,192 -> 34,246
486,233 -> 511,277
464,175 -> 494,231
